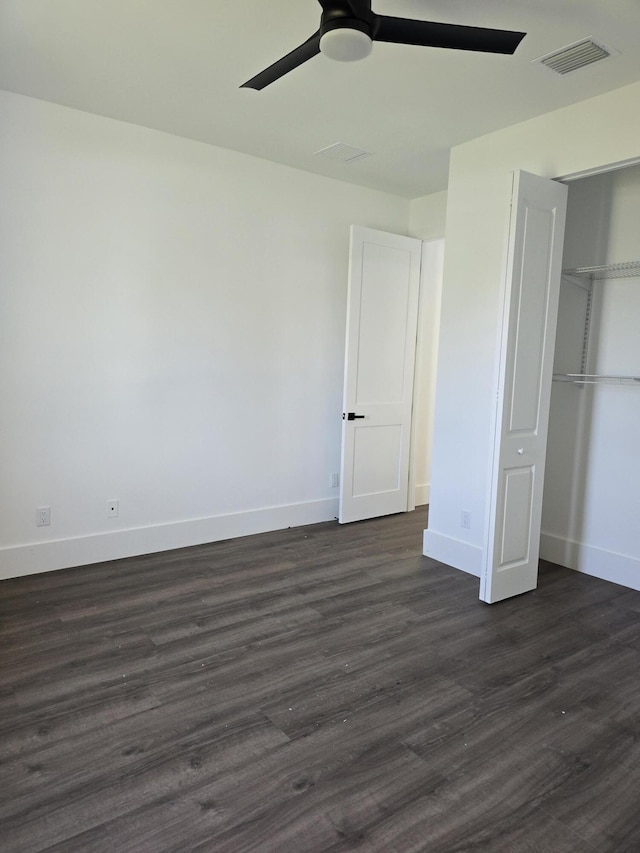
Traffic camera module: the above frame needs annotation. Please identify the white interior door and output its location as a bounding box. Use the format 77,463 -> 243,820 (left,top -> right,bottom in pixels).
481,171 -> 568,603
339,226 -> 422,524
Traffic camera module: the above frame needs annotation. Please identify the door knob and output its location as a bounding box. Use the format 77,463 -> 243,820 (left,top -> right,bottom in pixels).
343,412 -> 366,420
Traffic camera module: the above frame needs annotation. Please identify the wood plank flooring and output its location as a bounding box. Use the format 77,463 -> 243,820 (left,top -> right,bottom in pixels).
2,509 -> 640,852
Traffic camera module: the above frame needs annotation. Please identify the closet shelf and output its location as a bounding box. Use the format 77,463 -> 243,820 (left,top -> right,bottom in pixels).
553,373 -> 640,386
558,259 -> 640,387
562,260 -> 640,280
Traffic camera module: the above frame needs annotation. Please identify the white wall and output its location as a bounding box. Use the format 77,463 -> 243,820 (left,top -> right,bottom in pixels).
541,165 -> 640,589
409,191 -> 447,241
424,79 -> 640,582
0,90 -> 411,578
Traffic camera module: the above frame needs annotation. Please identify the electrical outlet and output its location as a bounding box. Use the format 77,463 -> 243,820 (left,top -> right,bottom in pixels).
37,506 -> 51,527
461,510 -> 472,530
330,472 -> 340,488
107,500 -> 119,518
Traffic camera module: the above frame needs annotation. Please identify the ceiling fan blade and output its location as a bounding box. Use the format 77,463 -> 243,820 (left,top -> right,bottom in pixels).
344,0 -> 372,16
317,0 -> 369,13
241,31 -> 321,90
374,16 -> 525,55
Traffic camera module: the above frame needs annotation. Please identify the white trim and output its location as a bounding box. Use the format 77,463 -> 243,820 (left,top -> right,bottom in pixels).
415,483 -> 430,506
423,529 -> 482,577
557,156 -> 640,184
0,498 -> 339,580
540,532 -> 640,592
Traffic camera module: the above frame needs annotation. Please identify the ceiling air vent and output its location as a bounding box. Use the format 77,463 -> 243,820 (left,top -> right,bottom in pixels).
314,142 -> 372,163
535,38 -> 615,75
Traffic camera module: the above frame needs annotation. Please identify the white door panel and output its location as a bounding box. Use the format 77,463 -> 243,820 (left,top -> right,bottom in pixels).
339,226 -> 422,524
481,171 -> 568,603
354,242 -> 412,403
499,465 -> 534,564
352,424 -> 402,495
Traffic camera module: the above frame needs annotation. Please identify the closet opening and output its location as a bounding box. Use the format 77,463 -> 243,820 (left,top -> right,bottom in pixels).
540,162 -> 640,592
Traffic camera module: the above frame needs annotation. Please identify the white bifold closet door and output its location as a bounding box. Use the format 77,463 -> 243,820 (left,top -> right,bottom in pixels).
481,171 -> 568,604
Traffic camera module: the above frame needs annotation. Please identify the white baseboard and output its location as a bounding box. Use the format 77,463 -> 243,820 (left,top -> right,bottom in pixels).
540,532 -> 640,592
0,498 -> 340,580
422,529 -> 483,578
415,483 -> 430,506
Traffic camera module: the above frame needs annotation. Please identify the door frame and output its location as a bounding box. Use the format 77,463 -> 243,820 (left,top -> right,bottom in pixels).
408,237 -> 444,512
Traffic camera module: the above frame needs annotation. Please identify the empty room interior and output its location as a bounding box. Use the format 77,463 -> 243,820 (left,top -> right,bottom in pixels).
1,2 -> 640,851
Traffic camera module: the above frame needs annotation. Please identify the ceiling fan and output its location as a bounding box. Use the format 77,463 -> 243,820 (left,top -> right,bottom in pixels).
241,0 -> 526,90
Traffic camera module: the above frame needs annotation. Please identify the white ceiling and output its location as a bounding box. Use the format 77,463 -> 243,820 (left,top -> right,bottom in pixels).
2,0 -> 640,198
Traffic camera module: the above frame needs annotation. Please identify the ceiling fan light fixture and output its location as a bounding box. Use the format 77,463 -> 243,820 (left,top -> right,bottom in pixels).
320,27 -> 373,62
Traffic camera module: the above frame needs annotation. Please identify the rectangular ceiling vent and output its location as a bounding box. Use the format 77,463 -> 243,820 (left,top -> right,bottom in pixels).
314,142 -> 372,163
535,38 -> 616,75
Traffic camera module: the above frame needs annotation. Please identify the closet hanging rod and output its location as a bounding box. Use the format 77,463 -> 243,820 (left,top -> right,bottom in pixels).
562,260 -> 640,280
553,373 -> 640,386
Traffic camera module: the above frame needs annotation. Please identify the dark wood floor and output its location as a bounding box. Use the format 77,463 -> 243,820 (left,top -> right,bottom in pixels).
2,510 -> 640,852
